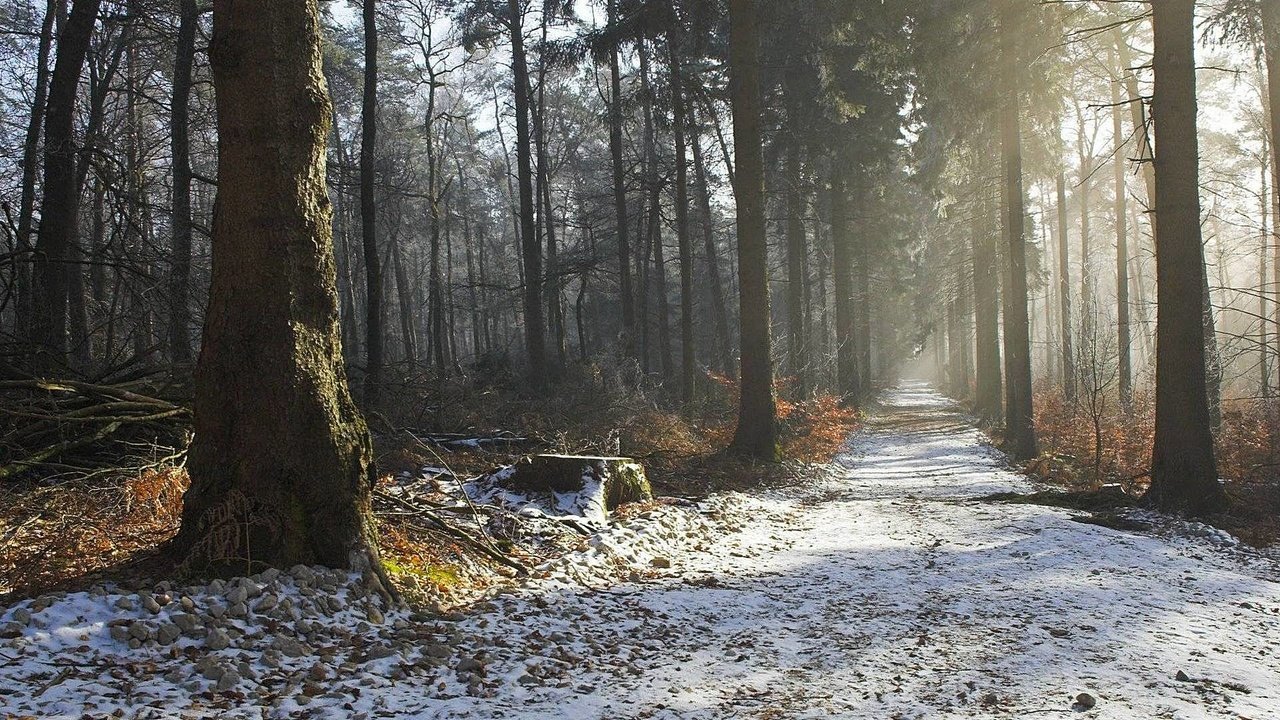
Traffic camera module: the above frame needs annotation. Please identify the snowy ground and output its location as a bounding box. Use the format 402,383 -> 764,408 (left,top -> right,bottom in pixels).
4,381 -> 1280,718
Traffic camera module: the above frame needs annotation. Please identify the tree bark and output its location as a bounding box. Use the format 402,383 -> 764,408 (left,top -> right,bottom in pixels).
638,39 -> 672,381
1261,0 -> 1280,392
1262,137 -> 1271,399
1144,0 -> 1226,515
360,0 -> 384,406
727,0 -> 778,459
168,0 -> 198,366
999,5 -> 1037,461
607,0 -> 634,361
508,0 -> 547,387
31,0 -> 103,371
691,104 -> 735,378
173,0 -> 387,581
1056,171 -> 1075,402
14,0 -> 59,342
830,162 -> 858,400
784,81 -> 807,397
973,183 -> 1003,421
670,39 -> 696,404
1112,76 -> 1132,410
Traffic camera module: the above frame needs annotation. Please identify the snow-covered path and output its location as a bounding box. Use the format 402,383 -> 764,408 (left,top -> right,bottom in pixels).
426,381 -> 1280,719
5,381 -> 1280,719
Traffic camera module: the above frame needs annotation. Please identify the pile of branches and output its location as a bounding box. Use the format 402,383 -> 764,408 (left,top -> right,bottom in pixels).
0,376 -> 191,483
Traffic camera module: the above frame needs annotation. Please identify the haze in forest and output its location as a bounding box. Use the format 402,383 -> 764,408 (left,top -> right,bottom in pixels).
2,0 -> 1280,718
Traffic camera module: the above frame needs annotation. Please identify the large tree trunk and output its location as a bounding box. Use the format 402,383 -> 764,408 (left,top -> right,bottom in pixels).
607,0 -> 635,361
31,0 -> 103,372
670,40 -> 696,404
508,0 -> 547,387
999,5 -> 1037,461
168,0 -> 198,366
727,0 -> 778,459
1056,171 -> 1076,402
360,0 -> 384,406
173,0 -> 387,581
1144,0 -> 1226,515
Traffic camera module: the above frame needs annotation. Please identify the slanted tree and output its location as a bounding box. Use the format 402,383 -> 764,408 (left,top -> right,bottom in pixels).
727,0 -> 777,459
172,0 -> 390,582
1144,0 -> 1227,516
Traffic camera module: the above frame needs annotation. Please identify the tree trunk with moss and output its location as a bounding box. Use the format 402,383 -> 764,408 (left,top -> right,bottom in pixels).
171,0 -> 387,580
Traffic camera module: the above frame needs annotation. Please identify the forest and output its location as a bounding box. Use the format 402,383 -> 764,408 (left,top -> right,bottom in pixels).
1,0 -> 1280,717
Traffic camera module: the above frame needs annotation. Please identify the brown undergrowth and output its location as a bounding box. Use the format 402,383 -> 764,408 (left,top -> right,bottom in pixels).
1,361 -> 860,602
1028,383 -> 1280,548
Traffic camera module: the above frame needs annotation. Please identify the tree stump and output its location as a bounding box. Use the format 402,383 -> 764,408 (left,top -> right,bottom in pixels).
506,455 -> 652,513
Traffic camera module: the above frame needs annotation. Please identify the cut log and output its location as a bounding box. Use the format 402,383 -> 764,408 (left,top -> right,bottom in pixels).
506,455 -> 652,512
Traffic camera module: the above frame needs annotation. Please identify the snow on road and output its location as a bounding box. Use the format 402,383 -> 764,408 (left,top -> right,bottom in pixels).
4,381 -> 1280,719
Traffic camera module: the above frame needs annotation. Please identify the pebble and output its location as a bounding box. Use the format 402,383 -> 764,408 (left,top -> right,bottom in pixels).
366,644 -> 396,660
1074,692 -> 1097,710
291,565 -> 317,585
172,613 -> 200,634
128,622 -> 152,642
206,628 -> 231,651
157,623 -> 182,645
270,636 -> 307,657
216,669 -> 241,691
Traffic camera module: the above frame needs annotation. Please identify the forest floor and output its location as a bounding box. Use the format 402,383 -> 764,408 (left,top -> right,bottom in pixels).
3,381 -> 1280,718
